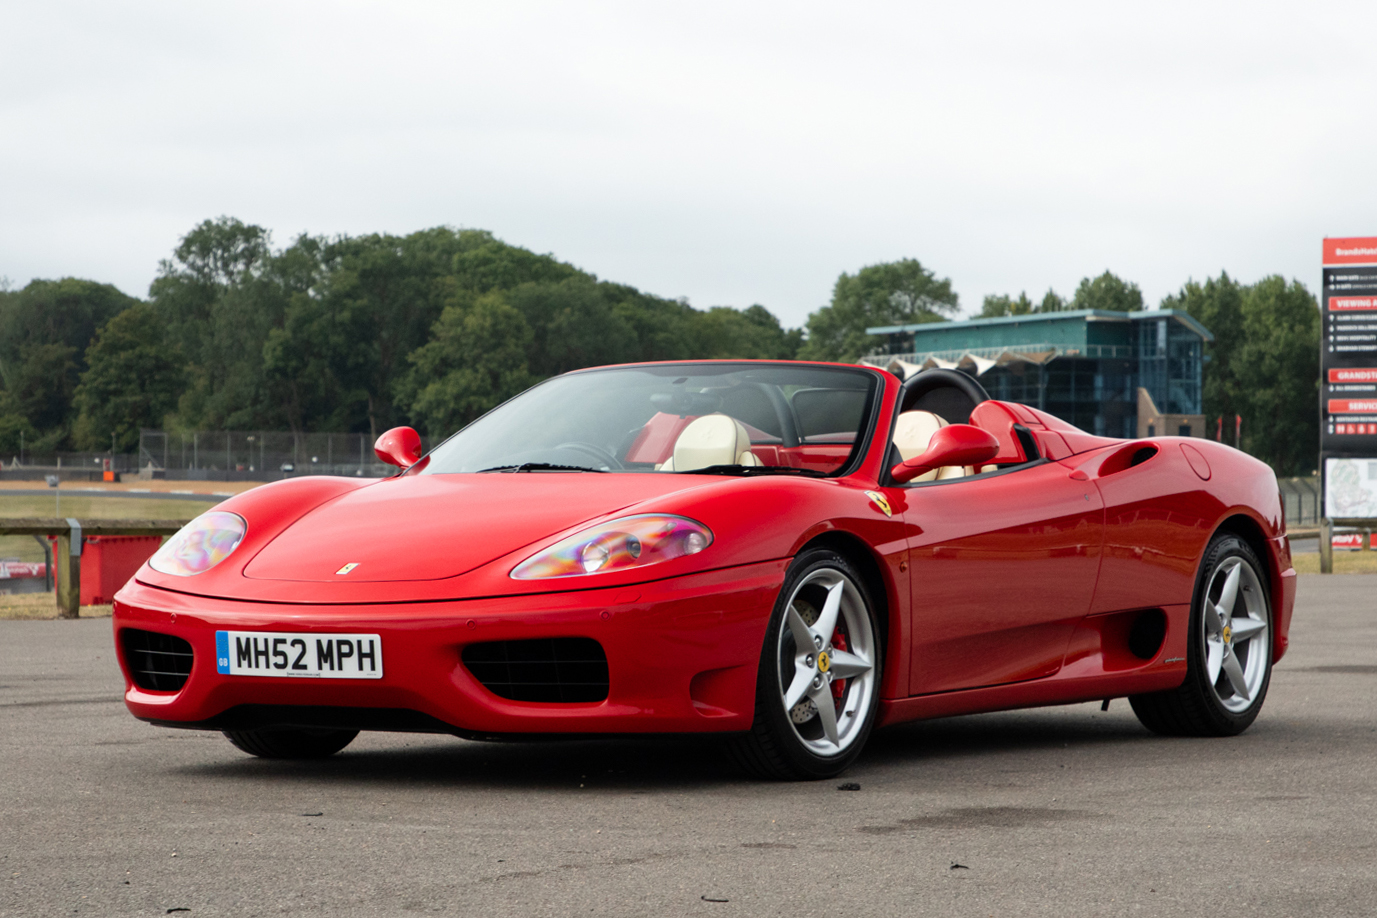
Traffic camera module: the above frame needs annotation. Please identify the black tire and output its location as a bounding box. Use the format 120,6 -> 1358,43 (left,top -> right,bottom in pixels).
728,549 -> 883,780
1130,533 -> 1272,736
223,727 -> 359,759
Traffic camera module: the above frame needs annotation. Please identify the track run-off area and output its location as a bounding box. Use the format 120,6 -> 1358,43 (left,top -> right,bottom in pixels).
2,574 -> 1374,917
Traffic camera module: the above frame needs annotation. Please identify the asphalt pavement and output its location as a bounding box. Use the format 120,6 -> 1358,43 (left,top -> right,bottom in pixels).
3,575 -> 1375,917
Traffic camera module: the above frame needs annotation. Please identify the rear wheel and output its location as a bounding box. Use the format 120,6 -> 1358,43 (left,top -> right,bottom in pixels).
223,727 -> 359,759
729,549 -> 882,780
1130,534 -> 1272,736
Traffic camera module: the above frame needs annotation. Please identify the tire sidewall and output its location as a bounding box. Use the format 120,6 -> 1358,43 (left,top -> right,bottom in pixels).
754,548 -> 883,779
1186,534 -> 1273,733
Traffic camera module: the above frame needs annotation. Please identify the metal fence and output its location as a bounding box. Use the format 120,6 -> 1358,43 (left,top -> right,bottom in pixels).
1279,476 -> 1321,528
2,430 -> 434,482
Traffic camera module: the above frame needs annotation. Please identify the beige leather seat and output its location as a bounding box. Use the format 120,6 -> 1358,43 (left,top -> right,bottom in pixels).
659,414 -> 761,471
892,410 -> 965,482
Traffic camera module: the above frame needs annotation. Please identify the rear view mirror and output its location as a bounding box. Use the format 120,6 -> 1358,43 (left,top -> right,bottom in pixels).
374,426 -> 423,469
891,424 -> 1000,484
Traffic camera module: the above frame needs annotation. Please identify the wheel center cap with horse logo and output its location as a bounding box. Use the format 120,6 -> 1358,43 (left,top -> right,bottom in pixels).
816,650 -> 831,673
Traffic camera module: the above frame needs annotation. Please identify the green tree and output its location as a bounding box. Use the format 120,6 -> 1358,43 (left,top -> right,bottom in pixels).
980,289 -> 1068,317
1161,272 -> 1247,436
149,217 -> 281,430
800,259 -> 959,362
450,234 -> 583,293
0,389 -> 36,458
0,277 -> 137,377
73,305 -> 186,451
7,343 -> 79,433
979,292 -> 1035,318
0,278 -> 139,448
1234,277 -> 1319,476
1164,272 -> 1319,476
502,278 -> 639,375
691,304 -> 803,358
400,292 -> 538,437
1070,272 -> 1143,312
1039,289 -> 1068,313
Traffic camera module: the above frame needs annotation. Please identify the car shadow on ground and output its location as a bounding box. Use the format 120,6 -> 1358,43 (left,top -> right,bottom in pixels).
166,706 -> 1178,791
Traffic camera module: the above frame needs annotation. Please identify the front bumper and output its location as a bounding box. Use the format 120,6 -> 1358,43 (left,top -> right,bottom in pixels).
113,559 -> 787,736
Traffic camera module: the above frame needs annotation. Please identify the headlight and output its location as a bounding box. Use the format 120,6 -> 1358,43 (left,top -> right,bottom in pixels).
510,514 -> 712,580
149,511 -> 247,576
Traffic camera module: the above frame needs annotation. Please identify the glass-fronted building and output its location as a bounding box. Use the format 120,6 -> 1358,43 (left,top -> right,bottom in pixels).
865,309 -> 1211,438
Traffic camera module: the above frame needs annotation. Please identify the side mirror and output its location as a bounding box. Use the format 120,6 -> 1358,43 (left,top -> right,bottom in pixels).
375,426 -> 423,469
891,424 -> 1000,484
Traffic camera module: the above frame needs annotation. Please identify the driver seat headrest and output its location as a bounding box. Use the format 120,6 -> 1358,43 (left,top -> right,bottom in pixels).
659,414 -> 761,472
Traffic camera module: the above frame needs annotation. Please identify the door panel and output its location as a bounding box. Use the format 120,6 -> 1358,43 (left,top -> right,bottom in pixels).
905,461 -> 1105,694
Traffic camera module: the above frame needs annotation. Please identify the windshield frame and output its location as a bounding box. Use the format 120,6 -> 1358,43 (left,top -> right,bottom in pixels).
409,360 -> 887,480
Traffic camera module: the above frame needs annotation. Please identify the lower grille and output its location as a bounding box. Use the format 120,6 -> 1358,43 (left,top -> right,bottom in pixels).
122,629 -> 194,692
462,637 -> 609,703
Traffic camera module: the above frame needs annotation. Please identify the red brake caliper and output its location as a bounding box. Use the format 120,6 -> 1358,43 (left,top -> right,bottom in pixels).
830,627 -> 849,710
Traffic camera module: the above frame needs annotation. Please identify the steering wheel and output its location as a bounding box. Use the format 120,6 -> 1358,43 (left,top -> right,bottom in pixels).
553,441 -> 623,471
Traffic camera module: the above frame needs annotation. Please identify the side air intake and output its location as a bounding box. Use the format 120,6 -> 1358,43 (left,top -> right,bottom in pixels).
462,638 -> 609,703
122,629 -> 194,692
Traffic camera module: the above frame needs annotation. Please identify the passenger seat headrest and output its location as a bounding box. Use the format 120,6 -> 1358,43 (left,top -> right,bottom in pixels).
892,410 -> 965,482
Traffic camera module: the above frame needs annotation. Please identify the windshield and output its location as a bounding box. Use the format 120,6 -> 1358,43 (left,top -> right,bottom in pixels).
418,363 -> 880,476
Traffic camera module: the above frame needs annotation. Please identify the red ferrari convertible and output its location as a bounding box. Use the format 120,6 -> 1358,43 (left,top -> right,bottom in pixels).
114,362 -> 1294,779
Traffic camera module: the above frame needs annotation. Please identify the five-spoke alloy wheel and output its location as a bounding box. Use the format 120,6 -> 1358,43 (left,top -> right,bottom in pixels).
730,549 -> 882,779
1130,533 -> 1273,736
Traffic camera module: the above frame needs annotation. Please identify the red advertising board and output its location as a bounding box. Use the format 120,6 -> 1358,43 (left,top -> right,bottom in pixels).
1331,533 -> 1364,551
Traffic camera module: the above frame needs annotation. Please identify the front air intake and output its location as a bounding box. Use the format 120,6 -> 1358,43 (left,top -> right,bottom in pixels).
122,629 -> 194,692
462,638 -> 609,703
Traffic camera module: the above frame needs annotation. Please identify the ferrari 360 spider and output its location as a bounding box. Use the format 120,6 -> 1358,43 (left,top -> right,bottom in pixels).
113,361 -> 1294,779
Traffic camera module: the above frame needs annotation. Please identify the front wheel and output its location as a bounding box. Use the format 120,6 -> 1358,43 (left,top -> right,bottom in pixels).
729,549 -> 882,780
1130,533 -> 1272,736
223,727 -> 359,759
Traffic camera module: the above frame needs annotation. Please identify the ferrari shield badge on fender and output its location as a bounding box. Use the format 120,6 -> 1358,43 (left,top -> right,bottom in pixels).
864,490 -> 892,517
335,563 -> 359,575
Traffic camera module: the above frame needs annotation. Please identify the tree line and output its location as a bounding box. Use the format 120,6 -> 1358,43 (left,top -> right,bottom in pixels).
0,219 -> 1319,475
0,218 -> 800,452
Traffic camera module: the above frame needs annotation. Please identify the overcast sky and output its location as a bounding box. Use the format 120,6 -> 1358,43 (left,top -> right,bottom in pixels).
2,1 -> 1375,327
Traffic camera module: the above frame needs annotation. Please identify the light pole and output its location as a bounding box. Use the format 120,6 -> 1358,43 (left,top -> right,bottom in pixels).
247,436 -> 256,472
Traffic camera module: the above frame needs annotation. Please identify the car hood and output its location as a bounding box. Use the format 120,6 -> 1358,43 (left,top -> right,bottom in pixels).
239,472 -> 713,583
130,471 -> 860,605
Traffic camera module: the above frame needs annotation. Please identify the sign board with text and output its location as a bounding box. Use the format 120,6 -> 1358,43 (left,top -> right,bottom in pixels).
1322,237 -> 1377,453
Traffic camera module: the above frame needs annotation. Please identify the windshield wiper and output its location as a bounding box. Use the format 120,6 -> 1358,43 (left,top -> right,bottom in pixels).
681,465 -> 826,478
478,462 -> 607,473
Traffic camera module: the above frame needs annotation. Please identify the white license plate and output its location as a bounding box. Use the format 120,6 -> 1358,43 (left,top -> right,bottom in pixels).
215,631 -> 383,679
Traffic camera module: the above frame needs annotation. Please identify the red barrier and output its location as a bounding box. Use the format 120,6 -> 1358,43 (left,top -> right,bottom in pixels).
49,535 -> 163,605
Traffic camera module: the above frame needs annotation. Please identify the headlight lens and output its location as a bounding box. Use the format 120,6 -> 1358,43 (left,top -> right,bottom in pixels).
511,514 -> 712,580
149,511 -> 247,576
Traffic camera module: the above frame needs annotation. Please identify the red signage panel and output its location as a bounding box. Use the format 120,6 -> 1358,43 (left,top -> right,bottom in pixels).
1324,237 -> 1377,266
1328,400 -> 1377,414
1330,368 -> 1377,383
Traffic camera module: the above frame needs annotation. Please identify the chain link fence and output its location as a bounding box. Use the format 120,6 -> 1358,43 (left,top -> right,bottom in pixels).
1,430 -> 435,482
1278,476 -> 1321,528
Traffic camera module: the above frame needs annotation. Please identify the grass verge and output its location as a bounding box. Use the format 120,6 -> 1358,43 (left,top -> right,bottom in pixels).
0,494 -> 208,563
0,591 -> 112,620
1292,551 -> 1377,574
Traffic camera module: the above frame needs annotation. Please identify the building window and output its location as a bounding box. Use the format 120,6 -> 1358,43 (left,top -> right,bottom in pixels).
1148,424 -> 1155,436
1178,424 -> 1191,437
